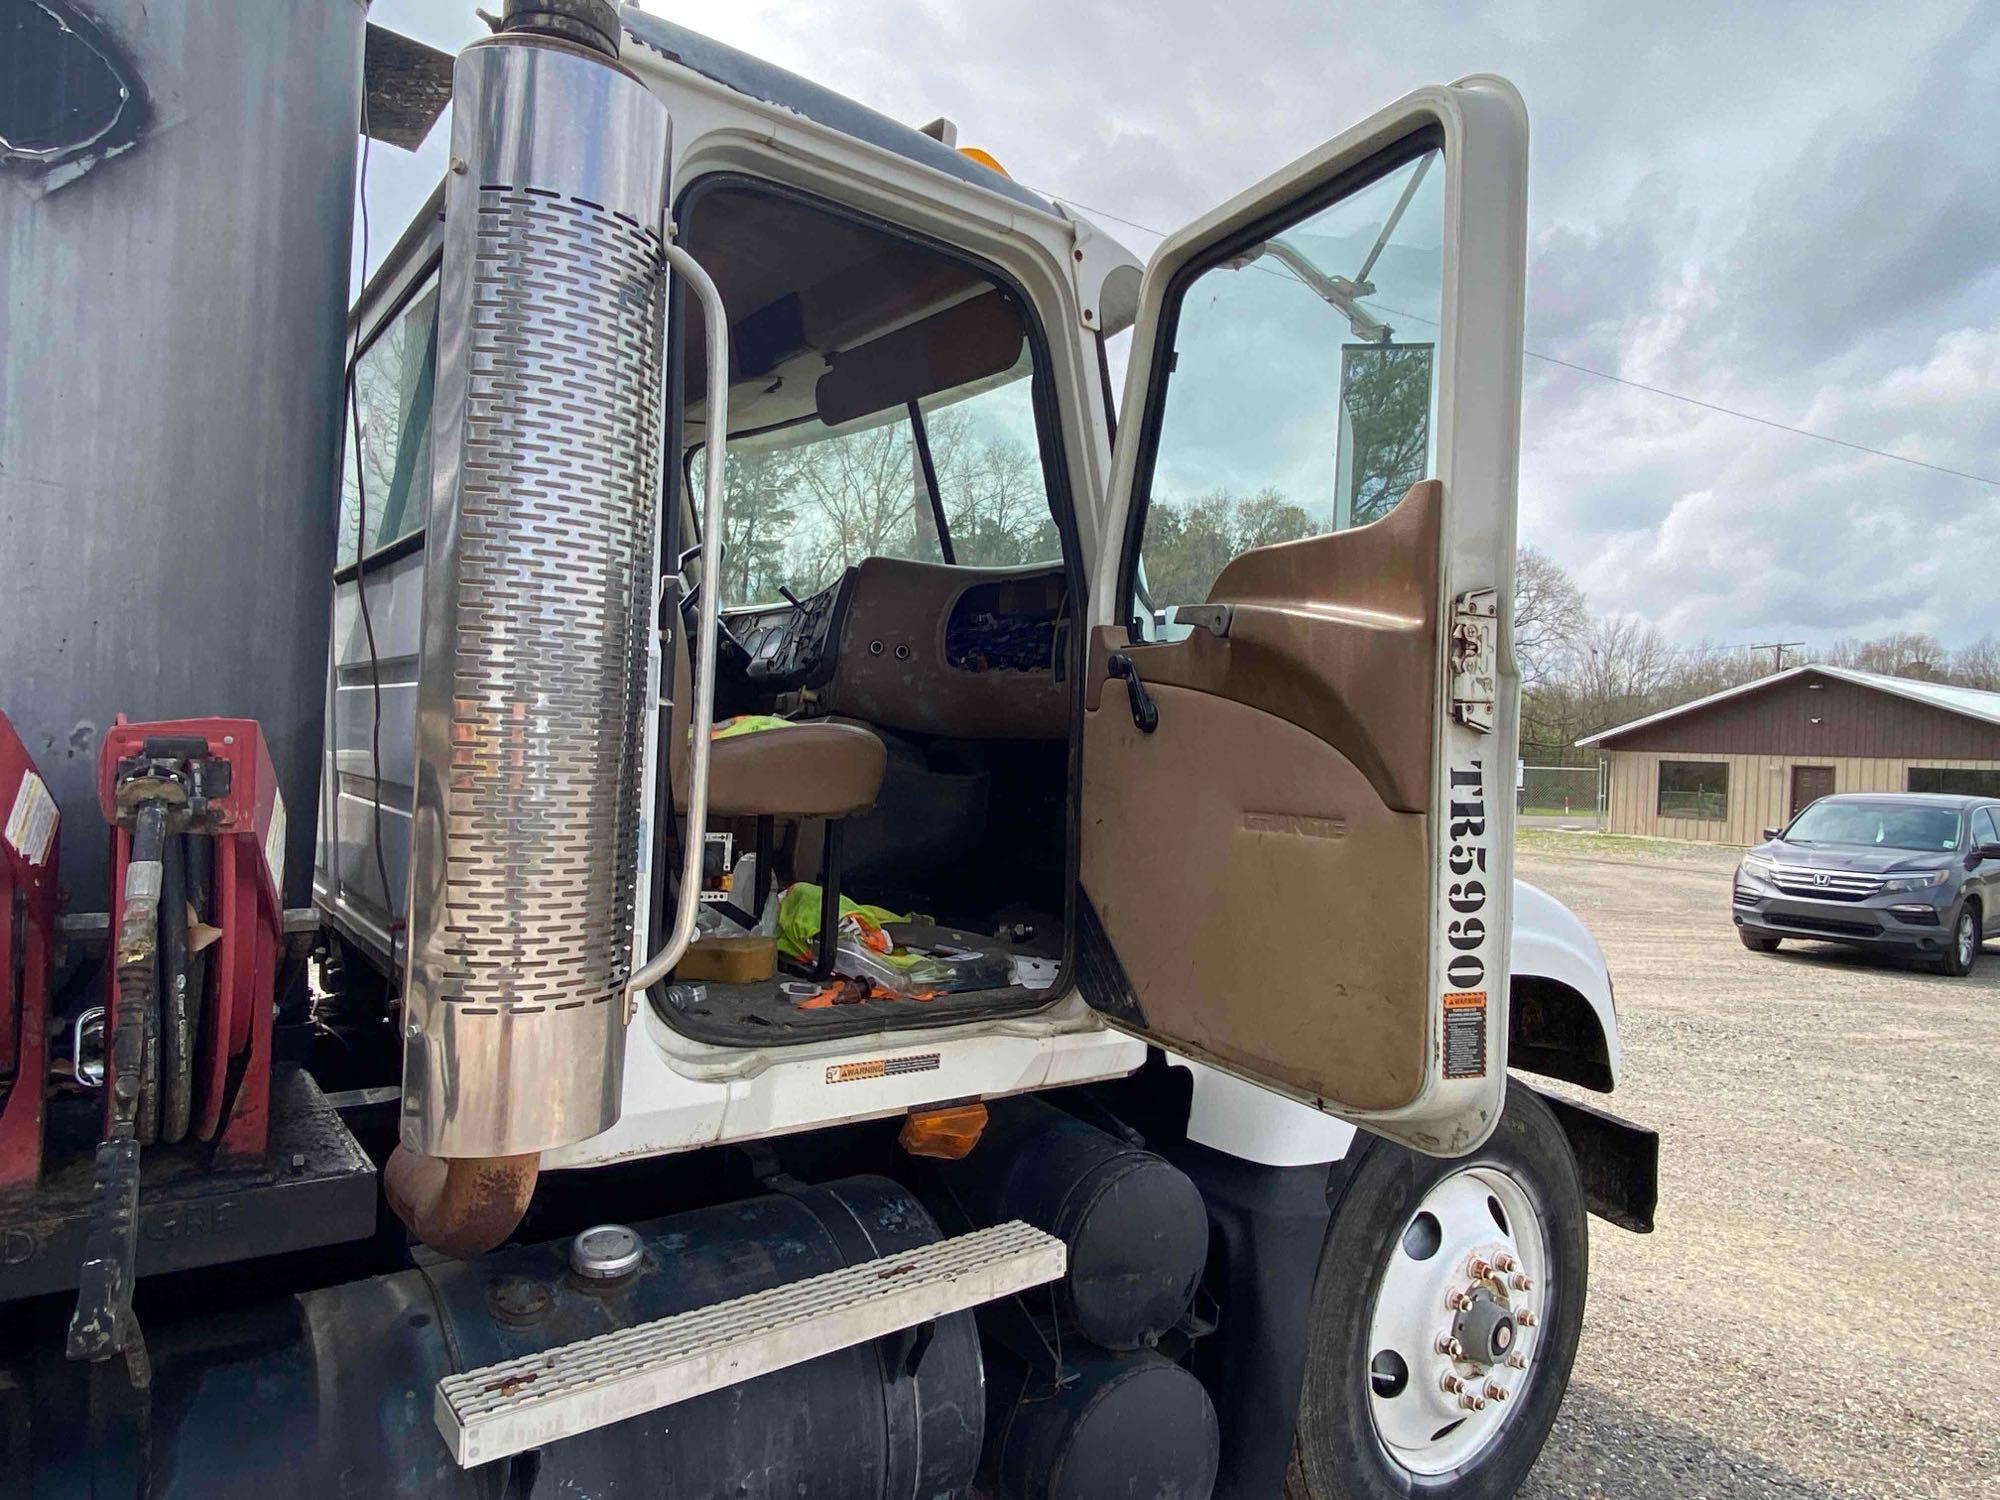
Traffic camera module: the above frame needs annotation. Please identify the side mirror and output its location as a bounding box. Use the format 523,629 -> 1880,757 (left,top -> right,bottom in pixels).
1761,827 -> 1783,841
1978,842 -> 2000,861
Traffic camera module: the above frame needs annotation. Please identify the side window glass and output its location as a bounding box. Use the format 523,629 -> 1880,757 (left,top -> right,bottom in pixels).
1131,148 -> 1443,639
1976,808 -> 1998,845
338,274 -> 440,569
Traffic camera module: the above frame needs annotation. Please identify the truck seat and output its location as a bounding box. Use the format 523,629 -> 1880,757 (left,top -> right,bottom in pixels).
708,720 -> 886,820
669,618 -> 886,975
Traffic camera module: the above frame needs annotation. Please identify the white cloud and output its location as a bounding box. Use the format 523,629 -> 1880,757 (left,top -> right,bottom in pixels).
362,0 -> 1999,647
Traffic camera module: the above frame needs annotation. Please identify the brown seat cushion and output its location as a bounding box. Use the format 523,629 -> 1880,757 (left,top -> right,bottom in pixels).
669,614 -> 888,817
707,720 -> 887,818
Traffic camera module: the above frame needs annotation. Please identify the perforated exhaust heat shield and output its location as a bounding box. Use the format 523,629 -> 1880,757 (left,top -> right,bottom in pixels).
402,34 -> 669,1157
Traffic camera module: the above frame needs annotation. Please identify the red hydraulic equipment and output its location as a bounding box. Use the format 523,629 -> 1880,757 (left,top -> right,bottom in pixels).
1,712 -> 60,1196
97,716 -> 285,1164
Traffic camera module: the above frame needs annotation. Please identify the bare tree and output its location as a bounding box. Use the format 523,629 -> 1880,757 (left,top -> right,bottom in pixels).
1513,546 -> 1590,688
1948,636 -> 2000,691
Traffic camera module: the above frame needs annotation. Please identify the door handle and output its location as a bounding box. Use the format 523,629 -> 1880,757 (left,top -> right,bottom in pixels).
1106,653 -> 1159,734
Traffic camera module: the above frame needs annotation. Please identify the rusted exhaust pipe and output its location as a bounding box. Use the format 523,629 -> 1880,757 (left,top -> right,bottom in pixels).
384,1147 -> 538,1259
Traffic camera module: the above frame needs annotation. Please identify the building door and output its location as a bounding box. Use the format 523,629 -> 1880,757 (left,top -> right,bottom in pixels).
1790,765 -> 1835,819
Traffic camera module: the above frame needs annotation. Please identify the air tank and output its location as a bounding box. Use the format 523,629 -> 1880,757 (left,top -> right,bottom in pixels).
0,0 -> 366,909
933,1094 -> 1211,1350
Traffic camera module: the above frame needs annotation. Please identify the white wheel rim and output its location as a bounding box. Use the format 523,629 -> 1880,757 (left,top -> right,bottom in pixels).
1959,913 -> 1976,966
1365,1166 -> 1550,1477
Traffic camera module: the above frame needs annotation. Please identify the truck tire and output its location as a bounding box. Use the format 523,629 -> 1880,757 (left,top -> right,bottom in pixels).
1936,903 -> 1980,977
1739,932 -> 1780,953
1284,1081 -> 1586,1499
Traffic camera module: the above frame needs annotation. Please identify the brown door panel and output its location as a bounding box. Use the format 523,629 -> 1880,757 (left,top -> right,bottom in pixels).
1081,685 -> 1431,1111
1090,480 -> 1442,814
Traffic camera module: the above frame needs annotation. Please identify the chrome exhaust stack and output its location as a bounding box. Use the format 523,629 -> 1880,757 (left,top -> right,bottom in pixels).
400,17 -> 670,1173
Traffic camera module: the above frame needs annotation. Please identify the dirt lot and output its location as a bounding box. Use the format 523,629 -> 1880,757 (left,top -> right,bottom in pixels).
1513,832 -> 2000,1499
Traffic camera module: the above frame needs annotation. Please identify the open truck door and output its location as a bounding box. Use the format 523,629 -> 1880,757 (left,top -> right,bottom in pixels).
1080,79 -> 1529,1154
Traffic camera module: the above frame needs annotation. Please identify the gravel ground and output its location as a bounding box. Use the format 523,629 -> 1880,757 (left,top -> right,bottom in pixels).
1513,833 -> 2000,1499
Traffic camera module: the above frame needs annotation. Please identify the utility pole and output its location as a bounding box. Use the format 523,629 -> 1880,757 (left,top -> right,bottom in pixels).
1746,641 -> 1804,674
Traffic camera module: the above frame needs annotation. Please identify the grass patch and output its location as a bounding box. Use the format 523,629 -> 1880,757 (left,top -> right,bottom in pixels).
1517,827 -> 1740,861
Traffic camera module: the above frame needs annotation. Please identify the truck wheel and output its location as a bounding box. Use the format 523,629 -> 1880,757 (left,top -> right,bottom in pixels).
1936,904 -> 1980,977
1739,932 -> 1780,953
1284,1082 -> 1586,1499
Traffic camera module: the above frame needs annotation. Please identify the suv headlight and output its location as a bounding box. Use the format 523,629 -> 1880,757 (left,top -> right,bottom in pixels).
1882,869 -> 1949,893
1739,853 -> 1778,876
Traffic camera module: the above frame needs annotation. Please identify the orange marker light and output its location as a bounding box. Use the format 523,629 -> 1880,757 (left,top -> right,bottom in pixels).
958,146 -> 1010,179
898,1102 -> 988,1160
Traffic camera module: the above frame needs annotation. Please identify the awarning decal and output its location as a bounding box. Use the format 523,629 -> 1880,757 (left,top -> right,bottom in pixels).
1442,757 -> 1491,1079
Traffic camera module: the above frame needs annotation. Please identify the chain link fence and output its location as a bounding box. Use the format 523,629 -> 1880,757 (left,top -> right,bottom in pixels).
1518,764 -> 1602,824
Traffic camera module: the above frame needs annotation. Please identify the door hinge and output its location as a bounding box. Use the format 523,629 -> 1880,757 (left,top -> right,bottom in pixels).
1449,588 -> 1497,733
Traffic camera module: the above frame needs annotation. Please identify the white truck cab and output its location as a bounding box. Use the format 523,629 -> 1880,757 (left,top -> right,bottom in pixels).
309,8 -> 1653,1495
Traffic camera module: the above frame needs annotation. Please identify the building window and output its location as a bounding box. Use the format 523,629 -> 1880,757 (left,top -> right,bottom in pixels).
1658,760 -> 1728,821
1907,767 -> 2000,797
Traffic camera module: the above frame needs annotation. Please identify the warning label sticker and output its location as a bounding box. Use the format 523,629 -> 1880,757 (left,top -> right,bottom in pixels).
264,785 -> 288,893
5,771 -> 58,867
1442,990 -> 1487,1079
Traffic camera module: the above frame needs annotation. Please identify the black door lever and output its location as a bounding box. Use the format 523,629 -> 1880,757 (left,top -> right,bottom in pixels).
1106,652 -> 1159,734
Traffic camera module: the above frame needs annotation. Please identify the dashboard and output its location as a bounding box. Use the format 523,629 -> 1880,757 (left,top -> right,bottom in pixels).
717,559 -> 1071,740
731,574 -> 851,690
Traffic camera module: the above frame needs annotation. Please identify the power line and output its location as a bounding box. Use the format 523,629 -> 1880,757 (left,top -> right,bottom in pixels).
1035,187 -> 2000,492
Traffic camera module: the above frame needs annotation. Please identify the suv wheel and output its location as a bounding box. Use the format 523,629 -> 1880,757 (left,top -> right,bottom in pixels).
1285,1082 -> 1585,1499
1937,904 -> 1981,977
1739,932 -> 1780,953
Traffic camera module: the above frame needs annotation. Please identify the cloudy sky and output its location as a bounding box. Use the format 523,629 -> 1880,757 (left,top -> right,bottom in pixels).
360,0 -> 1999,649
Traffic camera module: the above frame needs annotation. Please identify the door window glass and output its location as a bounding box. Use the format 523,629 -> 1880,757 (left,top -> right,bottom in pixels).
338,272 -> 440,569
1131,146 -> 1444,638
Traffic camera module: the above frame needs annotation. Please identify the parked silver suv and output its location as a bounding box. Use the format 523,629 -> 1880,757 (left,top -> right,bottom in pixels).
1731,793 -> 2000,976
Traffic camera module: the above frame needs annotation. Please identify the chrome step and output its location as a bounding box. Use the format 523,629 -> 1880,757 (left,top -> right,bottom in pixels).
436,1219 -> 1066,1466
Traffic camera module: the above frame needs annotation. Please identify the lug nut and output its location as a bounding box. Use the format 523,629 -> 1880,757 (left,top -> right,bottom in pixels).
1446,1289 -> 1473,1311
1484,1382 -> 1508,1402
1458,1392 -> 1487,1411
1510,1273 -> 1535,1292
1435,1334 -> 1464,1358
1515,1308 -> 1537,1327
1440,1372 -> 1467,1395
1492,1253 -> 1517,1273
1467,1257 -> 1493,1279
1506,1353 -> 1527,1370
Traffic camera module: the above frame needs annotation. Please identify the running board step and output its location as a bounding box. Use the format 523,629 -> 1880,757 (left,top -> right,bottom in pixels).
436,1219 -> 1066,1467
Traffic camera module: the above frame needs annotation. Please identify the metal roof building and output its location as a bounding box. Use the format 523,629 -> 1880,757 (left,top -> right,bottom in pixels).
1577,665 -> 2000,844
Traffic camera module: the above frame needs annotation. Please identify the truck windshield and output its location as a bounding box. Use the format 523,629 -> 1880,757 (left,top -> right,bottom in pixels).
1784,801 -> 1961,851
693,355 -> 1055,609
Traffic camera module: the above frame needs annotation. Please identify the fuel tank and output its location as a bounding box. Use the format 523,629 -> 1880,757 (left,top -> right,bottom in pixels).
11,1176 -> 985,1498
